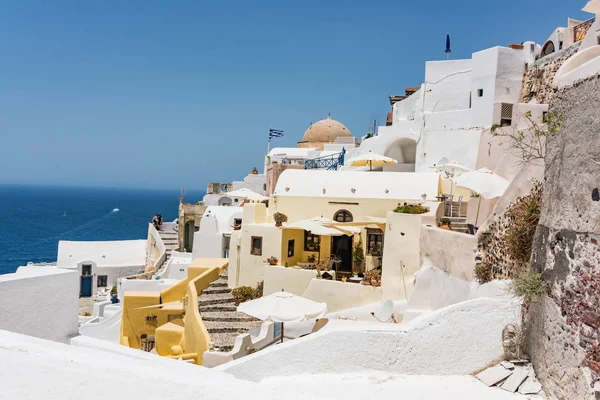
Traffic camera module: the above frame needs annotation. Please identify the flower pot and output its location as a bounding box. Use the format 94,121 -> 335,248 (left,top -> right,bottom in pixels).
440,224 -> 452,230
341,277 -> 347,283
370,278 -> 378,286
372,281 -> 381,287
269,261 -> 278,265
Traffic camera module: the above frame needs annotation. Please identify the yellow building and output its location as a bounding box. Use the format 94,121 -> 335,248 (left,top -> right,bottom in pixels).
119,258 -> 228,365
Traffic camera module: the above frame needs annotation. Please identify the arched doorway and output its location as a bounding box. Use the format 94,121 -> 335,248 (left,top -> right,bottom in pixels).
540,41 -> 555,57
332,210 -> 353,278
384,138 -> 417,172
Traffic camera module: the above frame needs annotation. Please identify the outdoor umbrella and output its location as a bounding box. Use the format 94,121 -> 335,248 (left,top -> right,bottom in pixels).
433,161 -> 472,194
453,168 -> 509,199
221,188 -> 268,202
287,217 -> 360,264
347,151 -> 398,171
237,290 -> 327,342
454,168 -> 510,227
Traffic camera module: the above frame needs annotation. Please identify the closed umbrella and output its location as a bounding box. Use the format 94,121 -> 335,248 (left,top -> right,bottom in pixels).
347,151 -> 398,171
238,290 -> 327,342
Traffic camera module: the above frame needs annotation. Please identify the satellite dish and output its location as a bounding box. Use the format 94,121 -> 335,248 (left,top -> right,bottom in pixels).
371,300 -> 394,323
437,157 -> 449,166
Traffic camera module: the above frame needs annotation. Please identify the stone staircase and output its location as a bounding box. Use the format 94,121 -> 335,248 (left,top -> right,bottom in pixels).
198,269 -> 262,352
158,227 -> 178,263
448,217 -> 469,234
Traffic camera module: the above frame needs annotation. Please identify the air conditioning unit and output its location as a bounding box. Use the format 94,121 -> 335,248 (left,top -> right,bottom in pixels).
493,102 -> 514,126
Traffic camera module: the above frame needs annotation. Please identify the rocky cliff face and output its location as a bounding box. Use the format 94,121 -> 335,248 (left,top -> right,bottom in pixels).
527,75 -> 600,400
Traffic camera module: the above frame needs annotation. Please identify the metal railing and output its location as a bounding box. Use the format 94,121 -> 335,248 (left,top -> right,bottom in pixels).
304,149 -> 346,170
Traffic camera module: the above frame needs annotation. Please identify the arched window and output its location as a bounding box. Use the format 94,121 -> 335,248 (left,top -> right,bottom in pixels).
334,210 -> 353,223
541,41 -> 555,57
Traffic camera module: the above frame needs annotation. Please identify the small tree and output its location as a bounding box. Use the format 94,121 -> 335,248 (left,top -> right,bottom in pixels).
352,239 -> 365,275
491,111 -> 563,164
273,212 -> 288,227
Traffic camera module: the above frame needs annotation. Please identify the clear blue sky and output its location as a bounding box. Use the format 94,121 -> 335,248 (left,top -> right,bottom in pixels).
0,1 -> 589,190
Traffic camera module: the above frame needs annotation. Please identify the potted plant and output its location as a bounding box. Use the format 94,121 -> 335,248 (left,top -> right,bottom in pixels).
369,269 -> 382,286
145,314 -> 158,328
352,239 -> 365,276
266,256 -> 279,265
370,243 -> 382,257
273,212 -> 288,228
341,276 -> 347,283
439,218 -> 452,230
307,254 -> 316,263
421,193 -> 427,200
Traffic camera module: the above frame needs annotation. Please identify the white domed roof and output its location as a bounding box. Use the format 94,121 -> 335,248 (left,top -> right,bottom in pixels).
301,115 -> 352,143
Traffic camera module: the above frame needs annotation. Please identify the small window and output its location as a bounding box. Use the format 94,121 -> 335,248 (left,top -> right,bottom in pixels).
597,36 -> 600,45
233,218 -> 242,230
334,210 -> 353,223
304,232 -> 321,252
234,198 -> 238,202
530,43 -> 535,52
82,264 -> 92,276
559,41 -> 563,50
367,229 -> 384,256
251,236 -> 263,256
287,240 -> 295,257
263,184 -> 267,191
97,275 -> 108,287
500,118 -> 512,127
477,89 -> 484,97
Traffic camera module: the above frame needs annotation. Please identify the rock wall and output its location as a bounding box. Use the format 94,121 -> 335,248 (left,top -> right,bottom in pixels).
519,43 -> 580,105
526,75 -> 600,400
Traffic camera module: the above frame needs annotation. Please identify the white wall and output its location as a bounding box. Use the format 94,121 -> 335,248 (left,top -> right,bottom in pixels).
263,266 -> 320,296
0,268 -> 79,343
424,59 -> 472,113
470,47 -> 499,127
419,227 -> 477,281
415,127 -> 483,172
381,212 -> 423,301
302,279 -> 382,312
219,298 -> 520,381
232,174 -> 267,195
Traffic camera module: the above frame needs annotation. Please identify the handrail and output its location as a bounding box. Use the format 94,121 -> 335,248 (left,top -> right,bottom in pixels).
304,149 -> 346,170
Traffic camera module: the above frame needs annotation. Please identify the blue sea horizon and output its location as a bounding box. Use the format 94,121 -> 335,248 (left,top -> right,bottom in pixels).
0,184 -> 205,275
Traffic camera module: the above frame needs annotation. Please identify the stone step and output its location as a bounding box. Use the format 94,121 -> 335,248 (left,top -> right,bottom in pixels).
210,332 -> 241,352
205,321 -> 262,333
209,279 -> 229,288
201,286 -> 231,295
198,293 -> 235,307
199,304 -> 237,312
201,311 -> 258,322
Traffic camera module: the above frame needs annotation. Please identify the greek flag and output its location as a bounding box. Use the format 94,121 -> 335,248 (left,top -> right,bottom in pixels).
269,128 -> 284,139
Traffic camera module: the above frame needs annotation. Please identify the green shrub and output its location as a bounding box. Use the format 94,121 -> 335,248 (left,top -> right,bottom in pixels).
394,203 -> 429,214
512,268 -> 548,302
474,263 -> 493,284
232,286 -> 256,305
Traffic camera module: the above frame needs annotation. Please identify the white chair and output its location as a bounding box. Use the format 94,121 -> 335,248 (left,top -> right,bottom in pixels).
455,195 -> 464,217
444,194 -> 454,217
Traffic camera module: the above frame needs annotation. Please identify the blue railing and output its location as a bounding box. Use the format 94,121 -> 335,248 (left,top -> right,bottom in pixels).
304,148 -> 346,170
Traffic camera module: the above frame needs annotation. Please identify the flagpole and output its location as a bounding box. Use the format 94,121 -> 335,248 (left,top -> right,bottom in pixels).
267,125 -> 272,155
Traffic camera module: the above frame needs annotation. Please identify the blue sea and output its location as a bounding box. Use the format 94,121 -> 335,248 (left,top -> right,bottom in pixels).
0,185 -> 205,275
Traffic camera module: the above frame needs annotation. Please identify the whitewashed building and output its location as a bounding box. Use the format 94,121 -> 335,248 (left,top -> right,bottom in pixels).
192,206 -> 244,259
352,44 -> 539,174
56,240 -> 146,297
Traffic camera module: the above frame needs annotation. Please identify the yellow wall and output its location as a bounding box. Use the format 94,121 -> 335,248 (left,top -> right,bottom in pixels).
280,228 -> 305,267
120,258 -> 228,365
120,291 -> 161,350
